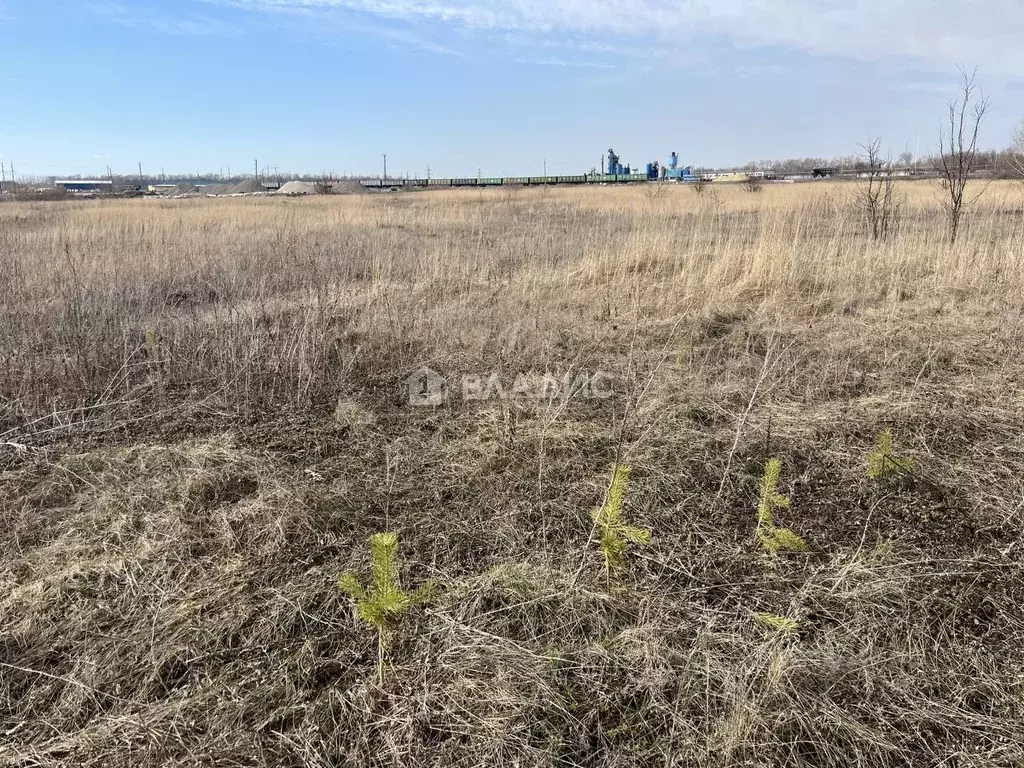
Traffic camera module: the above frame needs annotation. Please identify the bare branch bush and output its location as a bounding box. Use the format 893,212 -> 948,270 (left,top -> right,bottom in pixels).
857,138 -> 903,241
742,174 -> 764,194
643,182 -> 669,201
314,174 -> 335,195
1010,120 -> 1024,191
937,66 -> 990,244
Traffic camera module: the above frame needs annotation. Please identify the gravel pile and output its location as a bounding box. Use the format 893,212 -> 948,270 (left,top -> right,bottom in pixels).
226,179 -> 268,195
277,181 -> 318,195
333,181 -> 370,195
193,180 -> 269,196
159,183 -> 201,197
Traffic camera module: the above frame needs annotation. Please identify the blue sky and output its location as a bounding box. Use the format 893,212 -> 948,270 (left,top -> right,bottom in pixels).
1,0 -> 1023,178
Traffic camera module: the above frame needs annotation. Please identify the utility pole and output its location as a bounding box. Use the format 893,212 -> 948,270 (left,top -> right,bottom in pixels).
426,165 -> 430,181
138,162 -> 144,188
543,158 -> 547,176
254,158 -> 259,180
382,153 -> 387,180
0,162 -> 5,194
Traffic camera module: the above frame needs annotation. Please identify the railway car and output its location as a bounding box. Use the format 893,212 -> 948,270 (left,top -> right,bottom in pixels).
357,149 -> 672,191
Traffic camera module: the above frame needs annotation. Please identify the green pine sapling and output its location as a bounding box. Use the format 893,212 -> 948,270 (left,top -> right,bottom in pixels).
339,532 -> 436,682
755,458 -> 808,553
591,464 -> 651,580
867,430 -> 914,480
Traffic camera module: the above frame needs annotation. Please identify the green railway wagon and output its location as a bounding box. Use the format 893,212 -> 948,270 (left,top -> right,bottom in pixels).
480,178 -> 503,186
558,175 -> 586,184
427,178 -> 450,186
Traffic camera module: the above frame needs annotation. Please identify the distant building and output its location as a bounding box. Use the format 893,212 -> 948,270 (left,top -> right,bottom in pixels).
55,180 -> 114,192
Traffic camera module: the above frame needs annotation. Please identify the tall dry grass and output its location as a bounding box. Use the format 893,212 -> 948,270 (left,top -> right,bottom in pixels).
2,182 -> 1024,767
1,181 -> 1022,431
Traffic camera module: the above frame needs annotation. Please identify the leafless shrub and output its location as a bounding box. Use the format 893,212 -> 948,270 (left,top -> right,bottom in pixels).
691,177 -> 709,196
743,174 -> 764,193
937,66 -> 990,244
1010,120 -> 1024,190
314,174 -> 335,194
857,138 -> 903,241
643,182 -> 669,200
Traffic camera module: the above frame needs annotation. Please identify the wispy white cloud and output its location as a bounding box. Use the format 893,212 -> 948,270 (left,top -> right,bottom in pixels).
198,0 -> 1024,73
516,57 -> 616,69
300,13 -> 472,56
92,2 -> 245,37
893,80 -> 963,94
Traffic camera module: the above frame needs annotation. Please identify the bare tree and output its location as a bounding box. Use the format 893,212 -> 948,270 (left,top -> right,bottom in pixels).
643,181 -> 669,201
690,176 -> 709,196
743,174 -> 764,194
857,138 -> 903,241
1010,120 -> 1024,188
314,173 -> 336,195
937,66 -> 990,244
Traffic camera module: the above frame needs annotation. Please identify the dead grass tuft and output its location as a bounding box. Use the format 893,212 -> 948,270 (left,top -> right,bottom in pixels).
2,184 -> 1024,765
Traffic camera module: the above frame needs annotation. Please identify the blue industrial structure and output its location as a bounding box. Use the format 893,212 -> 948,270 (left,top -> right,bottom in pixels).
661,151 -> 698,181
606,148 -> 631,176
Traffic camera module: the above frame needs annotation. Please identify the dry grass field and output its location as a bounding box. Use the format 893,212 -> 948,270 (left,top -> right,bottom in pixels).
2,181 -> 1024,767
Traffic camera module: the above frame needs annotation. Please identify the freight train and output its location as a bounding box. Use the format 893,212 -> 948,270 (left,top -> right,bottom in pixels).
361,172 -> 651,189
361,148 -> 699,189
